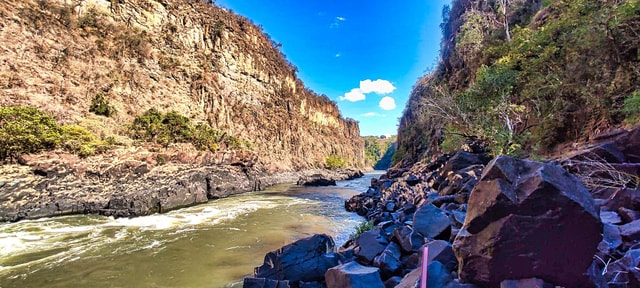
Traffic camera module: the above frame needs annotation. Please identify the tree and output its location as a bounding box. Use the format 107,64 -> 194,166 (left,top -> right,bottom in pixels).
497,0 -> 512,41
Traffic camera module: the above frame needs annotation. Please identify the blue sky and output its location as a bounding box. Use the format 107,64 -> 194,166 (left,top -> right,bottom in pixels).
215,0 -> 451,136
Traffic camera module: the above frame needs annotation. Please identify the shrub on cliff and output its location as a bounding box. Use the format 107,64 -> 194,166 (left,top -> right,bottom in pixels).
0,106 -> 108,160
397,0 -> 640,164
325,154 -> 347,169
89,93 -> 116,117
129,108 -> 251,151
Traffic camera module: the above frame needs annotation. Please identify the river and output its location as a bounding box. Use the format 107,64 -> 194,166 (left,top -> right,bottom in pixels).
0,172 -> 382,288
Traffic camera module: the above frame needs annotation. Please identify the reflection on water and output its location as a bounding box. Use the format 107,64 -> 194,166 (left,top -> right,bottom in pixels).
0,172 -> 382,288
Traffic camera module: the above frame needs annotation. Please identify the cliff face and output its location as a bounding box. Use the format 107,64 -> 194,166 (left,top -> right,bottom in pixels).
396,0 -> 640,166
0,0 -> 363,170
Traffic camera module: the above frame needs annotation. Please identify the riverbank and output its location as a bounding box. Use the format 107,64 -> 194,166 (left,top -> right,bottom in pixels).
0,143 -> 364,222
244,126 -> 640,287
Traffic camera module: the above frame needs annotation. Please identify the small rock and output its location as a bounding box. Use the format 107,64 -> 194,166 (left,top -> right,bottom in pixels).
601,210 -> 623,224
325,261 -> 384,288
620,219 -> 640,242
406,174 -> 421,186
618,207 -> 640,223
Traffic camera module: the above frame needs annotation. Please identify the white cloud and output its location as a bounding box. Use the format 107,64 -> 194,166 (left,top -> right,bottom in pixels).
340,88 -> 366,102
359,79 -> 396,95
361,112 -> 387,117
379,96 -> 396,110
339,79 -> 396,102
330,16 -> 347,28
335,53 -> 341,58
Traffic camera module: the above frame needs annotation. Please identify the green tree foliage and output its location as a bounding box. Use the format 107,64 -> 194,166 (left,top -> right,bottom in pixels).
399,0 -> 640,162
623,91 -> 640,125
129,108 -> 250,151
0,106 -> 108,160
89,93 -> 116,117
325,154 -> 347,169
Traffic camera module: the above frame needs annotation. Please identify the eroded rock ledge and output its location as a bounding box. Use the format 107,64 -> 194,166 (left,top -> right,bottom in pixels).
0,145 -> 363,222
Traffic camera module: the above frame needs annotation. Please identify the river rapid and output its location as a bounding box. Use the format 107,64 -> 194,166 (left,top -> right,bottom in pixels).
0,172 -> 382,288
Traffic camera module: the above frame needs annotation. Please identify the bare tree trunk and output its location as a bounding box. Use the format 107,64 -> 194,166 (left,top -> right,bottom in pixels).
501,0 -> 511,42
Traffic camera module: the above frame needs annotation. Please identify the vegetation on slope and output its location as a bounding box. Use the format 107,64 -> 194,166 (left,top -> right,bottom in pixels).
363,136 -> 397,170
0,106 -> 110,160
130,108 -> 251,151
397,0 -> 640,165
0,0 -> 364,168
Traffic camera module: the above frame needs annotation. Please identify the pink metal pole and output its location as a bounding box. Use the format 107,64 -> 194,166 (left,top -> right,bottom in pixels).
420,245 -> 429,288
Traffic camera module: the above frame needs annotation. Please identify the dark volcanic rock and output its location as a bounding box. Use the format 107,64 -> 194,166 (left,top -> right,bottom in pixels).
325,261 -> 384,288
499,278 -> 554,288
297,174 -> 337,186
413,204 -> 451,240
243,278 -> 291,288
425,240 -> 458,271
619,207 -> 640,223
254,234 -> 338,282
373,242 -> 403,279
620,219 -> 640,242
354,229 -> 387,265
453,156 -> 602,287
440,152 -> 490,175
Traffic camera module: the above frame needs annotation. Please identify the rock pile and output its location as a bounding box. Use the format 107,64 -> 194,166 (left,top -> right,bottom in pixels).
245,127 -> 640,287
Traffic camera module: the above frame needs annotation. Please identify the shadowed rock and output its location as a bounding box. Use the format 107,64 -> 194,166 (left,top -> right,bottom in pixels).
254,234 -> 339,282
325,261 -> 384,288
453,156 -> 602,287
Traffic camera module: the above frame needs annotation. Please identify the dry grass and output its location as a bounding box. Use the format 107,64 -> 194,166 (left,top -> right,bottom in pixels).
562,153 -> 639,195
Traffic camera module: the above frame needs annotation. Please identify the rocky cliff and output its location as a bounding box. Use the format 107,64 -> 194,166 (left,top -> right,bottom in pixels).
396,0 -> 640,166
0,0 -> 363,170
0,0 -> 365,221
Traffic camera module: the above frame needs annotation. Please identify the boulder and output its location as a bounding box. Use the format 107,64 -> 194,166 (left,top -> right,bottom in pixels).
254,234 -> 339,282
620,219 -> 640,242
394,226 -> 424,253
297,174 -> 337,186
424,240 -> 458,271
395,262 -> 454,288
354,229 -> 387,265
597,223 -> 622,255
373,242 -> 403,279
413,204 -> 451,240
325,261 -> 384,288
453,156 -> 602,287
243,278 -> 291,288
440,152 -> 490,176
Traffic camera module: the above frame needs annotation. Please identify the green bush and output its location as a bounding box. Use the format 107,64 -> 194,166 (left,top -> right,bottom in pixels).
349,220 -> 375,240
623,91 -> 640,125
0,106 -> 108,160
325,154 -> 347,169
130,108 -> 250,151
89,93 -> 116,117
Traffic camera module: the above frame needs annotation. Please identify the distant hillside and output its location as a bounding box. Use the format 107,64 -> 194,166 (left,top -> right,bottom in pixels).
363,135 -> 396,170
0,0 -> 364,170
396,0 -> 640,165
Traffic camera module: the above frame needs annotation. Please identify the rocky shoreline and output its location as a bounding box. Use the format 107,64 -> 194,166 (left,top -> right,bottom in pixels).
0,144 -> 364,222
244,127 -> 640,287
